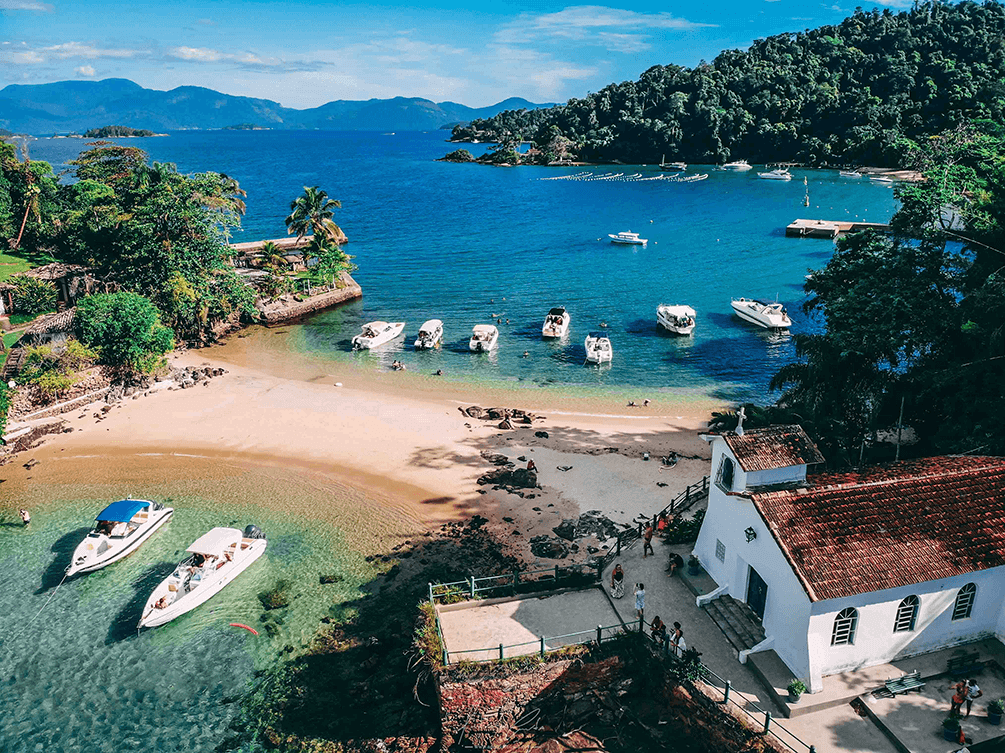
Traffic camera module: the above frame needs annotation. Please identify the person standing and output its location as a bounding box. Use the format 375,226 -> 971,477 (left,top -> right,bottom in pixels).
966,678 -> 983,717
672,622 -> 686,657
610,563 -> 625,599
950,680 -> 967,717
643,523 -> 654,558
19,509 -> 30,526
634,582 -> 645,620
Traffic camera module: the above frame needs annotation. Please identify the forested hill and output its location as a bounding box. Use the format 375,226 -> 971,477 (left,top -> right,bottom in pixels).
452,1 -> 1005,166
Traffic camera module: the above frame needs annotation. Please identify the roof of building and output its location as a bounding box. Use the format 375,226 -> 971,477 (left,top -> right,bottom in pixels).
720,424 -> 825,472
23,307 -> 75,337
22,262 -> 90,281
748,456 -> 1005,601
230,236 -> 312,254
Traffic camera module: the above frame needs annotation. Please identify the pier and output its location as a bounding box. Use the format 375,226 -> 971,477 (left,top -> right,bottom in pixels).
786,219 -> 892,239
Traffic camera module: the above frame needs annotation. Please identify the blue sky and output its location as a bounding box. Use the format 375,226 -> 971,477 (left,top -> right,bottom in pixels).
1,0 -> 913,108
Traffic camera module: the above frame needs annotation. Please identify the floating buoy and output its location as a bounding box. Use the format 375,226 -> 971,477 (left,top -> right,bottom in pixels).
230,623 -> 259,635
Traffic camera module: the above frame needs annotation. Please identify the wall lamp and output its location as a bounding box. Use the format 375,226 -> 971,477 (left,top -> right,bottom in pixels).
744,527 -> 757,542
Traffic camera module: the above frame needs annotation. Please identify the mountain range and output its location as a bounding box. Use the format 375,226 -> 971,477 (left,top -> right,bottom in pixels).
0,78 -> 552,134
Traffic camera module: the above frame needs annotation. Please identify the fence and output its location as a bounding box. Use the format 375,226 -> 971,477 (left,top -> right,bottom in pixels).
429,562 -> 601,604
440,620 -> 627,664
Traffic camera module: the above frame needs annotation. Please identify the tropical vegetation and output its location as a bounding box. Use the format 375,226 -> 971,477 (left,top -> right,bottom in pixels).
76,291 -> 175,372
285,186 -> 354,286
451,1 -> 1005,166
82,126 -> 157,138
7,275 -> 56,316
19,340 -> 98,399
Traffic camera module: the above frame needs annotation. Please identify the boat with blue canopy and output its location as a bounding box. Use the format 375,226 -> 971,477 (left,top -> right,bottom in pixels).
67,498 -> 174,576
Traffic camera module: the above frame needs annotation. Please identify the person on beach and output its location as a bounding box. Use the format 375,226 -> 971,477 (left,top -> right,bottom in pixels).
527,459 -> 537,472
643,523 -> 654,558
966,678 -> 982,717
610,563 -> 625,598
950,680 -> 967,716
651,615 -> 667,644
634,582 -> 645,619
19,509 -> 30,526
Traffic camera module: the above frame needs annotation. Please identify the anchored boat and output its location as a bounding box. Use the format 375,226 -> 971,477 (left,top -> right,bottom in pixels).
722,160 -> 753,171
67,499 -> 174,577
138,525 -> 268,629
469,324 -> 499,352
584,332 -> 613,364
414,319 -> 443,350
656,304 -> 697,336
757,168 -> 792,181
352,321 -> 405,350
542,307 -> 571,338
731,298 -> 792,329
608,231 -> 647,245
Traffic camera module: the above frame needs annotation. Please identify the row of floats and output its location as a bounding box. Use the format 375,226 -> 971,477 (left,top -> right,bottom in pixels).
350,298 -> 791,365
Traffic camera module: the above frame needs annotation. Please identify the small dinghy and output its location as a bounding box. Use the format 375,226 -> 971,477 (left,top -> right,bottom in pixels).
68,499 -> 173,576
138,525 -> 267,629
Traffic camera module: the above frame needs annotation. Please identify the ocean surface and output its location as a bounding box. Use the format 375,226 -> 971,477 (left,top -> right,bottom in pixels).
30,131 -> 899,402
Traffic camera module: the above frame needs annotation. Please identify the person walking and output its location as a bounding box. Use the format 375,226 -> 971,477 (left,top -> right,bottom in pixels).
19,509 -> 30,526
610,563 -> 625,599
634,582 -> 645,620
966,678 -> 983,717
643,523 -> 654,558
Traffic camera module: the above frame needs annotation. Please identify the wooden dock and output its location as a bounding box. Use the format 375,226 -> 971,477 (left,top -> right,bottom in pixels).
786,219 -> 891,239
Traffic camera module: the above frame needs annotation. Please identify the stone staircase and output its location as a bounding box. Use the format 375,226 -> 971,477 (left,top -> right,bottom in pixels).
701,595 -> 767,653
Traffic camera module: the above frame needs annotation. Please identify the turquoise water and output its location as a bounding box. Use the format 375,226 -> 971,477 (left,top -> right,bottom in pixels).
31,132 -> 898,401
0,471 -> 386,753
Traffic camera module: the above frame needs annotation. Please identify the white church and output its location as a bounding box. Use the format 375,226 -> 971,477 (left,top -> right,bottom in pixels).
692,419 -> 1005,693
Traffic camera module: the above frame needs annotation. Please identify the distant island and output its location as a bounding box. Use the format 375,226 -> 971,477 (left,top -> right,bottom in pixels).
450,2 -> 1005,168
223,123 -> 271,131
83,125 -> 166,138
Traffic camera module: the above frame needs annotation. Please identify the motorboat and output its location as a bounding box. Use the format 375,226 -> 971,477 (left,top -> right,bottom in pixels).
656,304 -> 697,335
67,499 -> 174,577
839,170 -> 863,178
758,168 -> 792,181
659,156 -> 687,171
414,319 -> 443,350
352,320 -> 405,349
542,307 -> 571,338
870,175 -> 894,184
731,298 -> 792,329
722,160 -> 753,171
584,332 -> 613,364
469,324 -> 499,352
608,231 -> 648,245
138,525 -> 268,629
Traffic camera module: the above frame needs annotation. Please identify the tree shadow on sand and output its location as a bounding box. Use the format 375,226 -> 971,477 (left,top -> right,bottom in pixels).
105,561 -> 177,644
36,527 -> 90,594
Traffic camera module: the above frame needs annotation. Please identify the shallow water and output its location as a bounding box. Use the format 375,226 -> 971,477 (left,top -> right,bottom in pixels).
31,132 -> 899,402
0,456 -> 415,752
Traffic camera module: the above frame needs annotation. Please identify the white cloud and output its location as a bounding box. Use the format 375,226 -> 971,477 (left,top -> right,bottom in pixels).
43,41 -> 143,59
9,50 -> 43,64
871,0 -> 912,6
0,0 -> 52,10
168,46 -> 282,68
75,65 -> 96,77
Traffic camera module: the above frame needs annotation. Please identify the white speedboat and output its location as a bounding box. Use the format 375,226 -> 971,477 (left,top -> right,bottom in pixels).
138,525 -> 267,629
839,170 -> 863,178
609,231 -> 647,245
352,321 -> 405,349
656,304 -> 696,336
722,160 -> 752,171
414,319 -> 443,349
542,307 -> 571,338
870,175 -> 894,184
469,324 -> 499,352
67,499 -> 174,577
584,332 -> 613,364
758,168 -> 792,181
731,298 -> 792,329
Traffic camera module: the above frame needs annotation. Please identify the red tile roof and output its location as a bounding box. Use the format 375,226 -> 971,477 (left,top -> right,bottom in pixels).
749,456 -> 1005,601
721,424 -> 825,472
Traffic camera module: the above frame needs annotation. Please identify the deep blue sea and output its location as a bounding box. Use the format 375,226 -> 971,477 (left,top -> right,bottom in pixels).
31,131 -> 898,402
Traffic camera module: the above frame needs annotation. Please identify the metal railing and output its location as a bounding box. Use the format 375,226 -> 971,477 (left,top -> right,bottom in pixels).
441,621 -> 627,665
429,563 -> 602,603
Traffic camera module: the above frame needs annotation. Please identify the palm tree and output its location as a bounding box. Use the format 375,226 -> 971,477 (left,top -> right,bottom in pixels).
285,186 -> 343,245
260,240 -> 286,271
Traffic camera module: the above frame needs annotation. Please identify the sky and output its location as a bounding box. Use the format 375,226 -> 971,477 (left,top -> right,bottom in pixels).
1,0 -> 915,108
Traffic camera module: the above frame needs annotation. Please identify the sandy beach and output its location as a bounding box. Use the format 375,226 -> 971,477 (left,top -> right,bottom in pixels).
3,334 -> 721,564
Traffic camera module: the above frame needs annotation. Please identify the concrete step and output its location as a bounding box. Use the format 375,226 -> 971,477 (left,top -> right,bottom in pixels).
703,601 -> 752,653
702,595 -> 766,653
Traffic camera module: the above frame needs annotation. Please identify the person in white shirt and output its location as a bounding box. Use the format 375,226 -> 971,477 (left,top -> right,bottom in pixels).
966,678 -> 983,717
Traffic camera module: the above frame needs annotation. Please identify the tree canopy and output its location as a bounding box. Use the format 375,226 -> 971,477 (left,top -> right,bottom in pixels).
76,291 -> 175,371
452,1 -> 1005,166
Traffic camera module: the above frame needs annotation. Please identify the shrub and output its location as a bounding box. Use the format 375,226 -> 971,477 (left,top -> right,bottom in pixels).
0,382 -> 9,441
76,292 -> 174,369
9,276 -> 56,316
413,600 -> 445,669
18,340 -> 97,399
943,716 -> 960,730
788,679 -> 806,696
990,698 -> 1004,715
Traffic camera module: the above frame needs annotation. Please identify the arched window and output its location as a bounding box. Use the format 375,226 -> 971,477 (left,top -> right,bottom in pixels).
831,607 -> 858,646
717,455 -> 735,491
894,596 -> 919,632
953,584 -> 977,621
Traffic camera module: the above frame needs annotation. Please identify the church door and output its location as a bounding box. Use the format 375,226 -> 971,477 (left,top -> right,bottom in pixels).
746,566 -> 768,620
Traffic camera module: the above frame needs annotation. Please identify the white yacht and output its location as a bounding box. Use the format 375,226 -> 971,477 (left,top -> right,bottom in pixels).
67,499 -> 174,577
608,231 -> 648,245
138,525 -> 268,629
870,175 -> 894,185
584,332 -> 613,364
839,170 -> 863,178
542,307 -> 571,338
758,168 -> 792,181
414,319 -> 443,349
731,298 -> 792,329
469,324 -> 499,352
656,304 -> 697,336
722,160 -> 753,171
351,321 -> 405,349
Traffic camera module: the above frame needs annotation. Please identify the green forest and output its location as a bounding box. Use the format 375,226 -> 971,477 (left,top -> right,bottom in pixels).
452,1 -> 1005,166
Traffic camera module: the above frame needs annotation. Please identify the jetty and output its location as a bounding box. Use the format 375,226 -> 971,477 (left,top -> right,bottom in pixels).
786,218 -> 892,239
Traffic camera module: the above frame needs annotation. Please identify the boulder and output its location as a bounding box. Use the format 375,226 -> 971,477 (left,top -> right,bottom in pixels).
530,535 -> 569,559
552,519 -> 577,541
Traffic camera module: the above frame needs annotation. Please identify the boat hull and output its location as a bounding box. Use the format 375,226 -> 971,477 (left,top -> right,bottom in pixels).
584,337 -> 613,363
657,319 -> 695,336
609,237 -> 646,245
138,540 -> 267,628
352,323 -> 405,350
731,302 -> 791,329
469,338 -> 498,352
68,508 -> 174,577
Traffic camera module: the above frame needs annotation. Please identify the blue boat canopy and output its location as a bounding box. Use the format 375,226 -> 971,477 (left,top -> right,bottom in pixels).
96,499 -> 149,522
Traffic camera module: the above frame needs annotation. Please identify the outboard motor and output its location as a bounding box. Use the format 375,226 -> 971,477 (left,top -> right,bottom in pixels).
243,524 -> 266,540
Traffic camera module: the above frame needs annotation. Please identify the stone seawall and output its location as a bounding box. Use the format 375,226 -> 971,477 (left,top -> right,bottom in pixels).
256,273 -> 362,325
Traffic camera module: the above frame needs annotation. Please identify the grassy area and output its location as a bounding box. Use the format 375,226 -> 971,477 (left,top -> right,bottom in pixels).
8,313 -> 40,326
0,249 -> 57,282
3,331 -> 22,349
